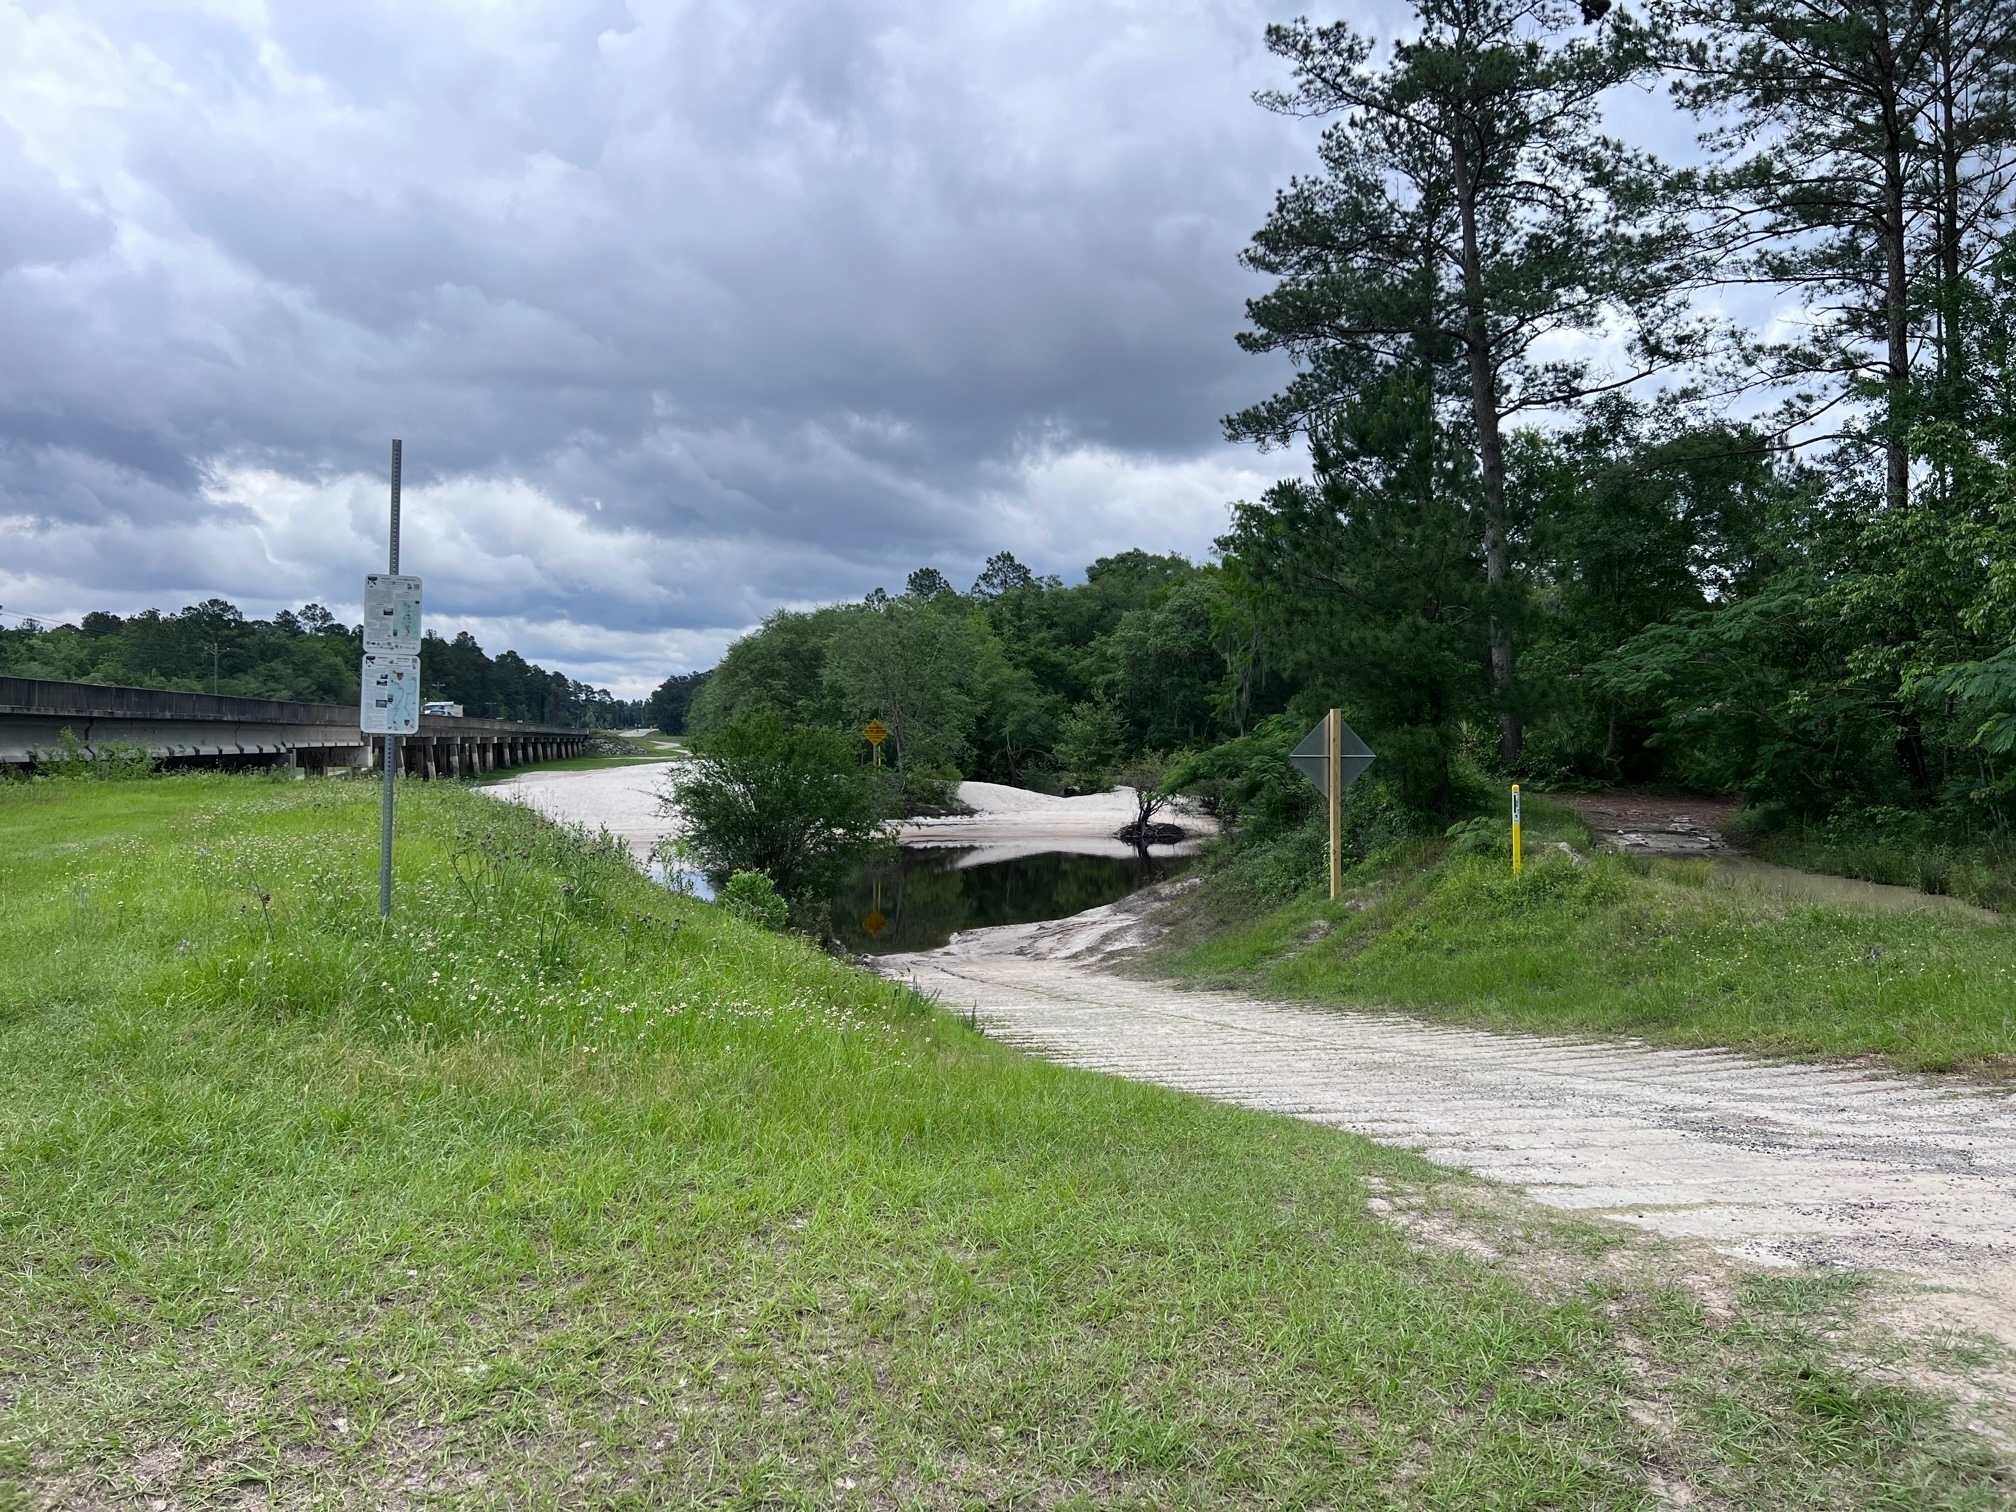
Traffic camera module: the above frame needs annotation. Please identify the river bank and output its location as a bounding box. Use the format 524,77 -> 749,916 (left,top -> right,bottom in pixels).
479,766 -> 1213,865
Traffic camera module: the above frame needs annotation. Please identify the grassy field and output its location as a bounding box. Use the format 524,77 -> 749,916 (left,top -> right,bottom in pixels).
1,775 -> 2009,1507
1158,798 -> 2016,1075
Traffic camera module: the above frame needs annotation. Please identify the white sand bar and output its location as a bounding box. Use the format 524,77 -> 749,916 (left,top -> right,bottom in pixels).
479,761 -> 679,864
480,770 -> 1212,869
902,780 -> 1214,862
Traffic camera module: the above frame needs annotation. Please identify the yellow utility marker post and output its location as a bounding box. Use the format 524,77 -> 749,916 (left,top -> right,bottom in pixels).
1511,783 -> 1523,877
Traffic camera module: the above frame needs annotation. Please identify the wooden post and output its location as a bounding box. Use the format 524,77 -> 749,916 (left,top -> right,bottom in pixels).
1328,707 -> 1342,901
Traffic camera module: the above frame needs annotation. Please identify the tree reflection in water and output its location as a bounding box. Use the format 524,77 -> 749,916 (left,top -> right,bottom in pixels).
832,847 -> 1183,955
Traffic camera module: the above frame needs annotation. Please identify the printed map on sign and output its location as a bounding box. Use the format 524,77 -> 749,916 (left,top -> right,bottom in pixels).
363,574 -> 423,653
361,653 -> 420,735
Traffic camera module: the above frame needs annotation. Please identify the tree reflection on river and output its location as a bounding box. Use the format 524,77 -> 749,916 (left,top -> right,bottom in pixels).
831,846 -> 1185,955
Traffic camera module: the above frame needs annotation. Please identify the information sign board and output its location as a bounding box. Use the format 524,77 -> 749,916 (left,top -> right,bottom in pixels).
363,574 -> 423,653
360,652 -> 420,735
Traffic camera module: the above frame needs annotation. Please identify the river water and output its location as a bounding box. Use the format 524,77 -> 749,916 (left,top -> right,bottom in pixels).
831,845 -> 1187,955
478,764 -> 1204,947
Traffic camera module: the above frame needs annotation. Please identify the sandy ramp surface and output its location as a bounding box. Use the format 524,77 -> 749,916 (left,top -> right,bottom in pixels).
479,762 -> 679,864
888,895 -> 2016,1345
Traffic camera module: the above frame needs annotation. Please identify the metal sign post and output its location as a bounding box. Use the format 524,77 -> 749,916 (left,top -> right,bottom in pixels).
1329,709 -> 1343,900
1289,712 -> 1376,901
1511,783 -> 1523,878
360,440 -> 422,916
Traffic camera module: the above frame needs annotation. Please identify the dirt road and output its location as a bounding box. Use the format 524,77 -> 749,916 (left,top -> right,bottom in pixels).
886,892 -> 2016,1345
494,766 -> 2016,1344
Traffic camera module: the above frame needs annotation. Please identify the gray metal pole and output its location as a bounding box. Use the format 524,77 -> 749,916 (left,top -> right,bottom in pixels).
1328,707 -> 1342,901
379,439 -> 401,917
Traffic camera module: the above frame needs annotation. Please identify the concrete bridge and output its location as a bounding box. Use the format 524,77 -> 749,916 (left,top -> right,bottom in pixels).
0,676 -> 593,776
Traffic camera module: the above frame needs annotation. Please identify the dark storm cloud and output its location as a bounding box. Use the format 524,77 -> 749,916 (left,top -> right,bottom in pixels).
0,0 -> 1377,688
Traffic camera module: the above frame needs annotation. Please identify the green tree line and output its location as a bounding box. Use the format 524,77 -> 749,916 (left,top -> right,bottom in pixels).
689,0 -> 2016,861
0,600 -> 641,728
686,550 -> 1259,802
1208,0 -> 2016,842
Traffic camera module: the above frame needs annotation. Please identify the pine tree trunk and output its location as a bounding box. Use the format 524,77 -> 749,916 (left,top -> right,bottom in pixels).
1880,30 -> 1912,513
1453,132 -> 1521,764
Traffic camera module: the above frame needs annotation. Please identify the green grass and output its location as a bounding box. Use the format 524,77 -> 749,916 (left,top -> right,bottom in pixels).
1,775 -> 2008,1507
1741,817 -> 2016,915
1159,799 -> 2016,1075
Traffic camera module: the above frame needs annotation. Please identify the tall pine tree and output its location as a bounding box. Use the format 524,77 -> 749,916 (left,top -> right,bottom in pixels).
1230,0 -> 1700,763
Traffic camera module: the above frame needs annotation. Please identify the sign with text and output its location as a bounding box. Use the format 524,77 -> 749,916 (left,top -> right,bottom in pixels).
360,652 -> 420,735
362,574 -> 423,653
862,719 -> 890,746
1289,716 -> 1376,797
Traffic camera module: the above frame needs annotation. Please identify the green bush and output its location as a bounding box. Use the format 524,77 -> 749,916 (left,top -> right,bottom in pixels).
719,869 -> 789,931
1162,714 -> 1314,838
665,710 -> 891,922
33,727 -> 157,781
1196,779 -> 1423,906
1054,699 -> 1125,790
1445,816 -> 1511,858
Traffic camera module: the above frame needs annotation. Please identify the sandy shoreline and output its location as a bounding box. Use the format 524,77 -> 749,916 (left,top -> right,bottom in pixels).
479,769 -> 1214,867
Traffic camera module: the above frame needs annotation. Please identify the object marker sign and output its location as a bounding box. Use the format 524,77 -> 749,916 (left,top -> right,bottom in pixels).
1291,713 -> 1376,902
1289,717 -> 1375,797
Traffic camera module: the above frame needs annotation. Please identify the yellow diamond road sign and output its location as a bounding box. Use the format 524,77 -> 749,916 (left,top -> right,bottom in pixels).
862,719 -> 890,746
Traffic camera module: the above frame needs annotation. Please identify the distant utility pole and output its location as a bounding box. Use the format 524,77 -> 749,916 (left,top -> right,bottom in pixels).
207,640 -> 220,695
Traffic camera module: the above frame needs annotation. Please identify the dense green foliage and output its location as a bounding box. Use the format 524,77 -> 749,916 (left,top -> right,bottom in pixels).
643,668 -> 710,733
1,599 -> 363,702
0,598 -> 641,727
1205,0 -> 2016,864
4,776 -> 2002,1506
689,550 -> 1258,797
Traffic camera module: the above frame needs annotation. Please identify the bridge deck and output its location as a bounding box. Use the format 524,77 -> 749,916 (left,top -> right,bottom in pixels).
0,676 -> 593,775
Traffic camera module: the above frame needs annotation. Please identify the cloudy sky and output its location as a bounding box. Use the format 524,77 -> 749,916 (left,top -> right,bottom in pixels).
1,0 -> 1434,694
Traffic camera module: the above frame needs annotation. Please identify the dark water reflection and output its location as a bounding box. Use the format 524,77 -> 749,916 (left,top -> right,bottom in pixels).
832,846 -> 1185,955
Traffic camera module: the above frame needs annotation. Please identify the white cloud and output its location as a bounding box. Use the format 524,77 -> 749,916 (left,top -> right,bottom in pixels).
3,435 -> 1304,691
3,0 -> 1697,696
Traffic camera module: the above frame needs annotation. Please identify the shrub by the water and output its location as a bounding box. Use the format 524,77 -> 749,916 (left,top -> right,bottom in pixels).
664,709 -> 891,921
720,869 -> 789,931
